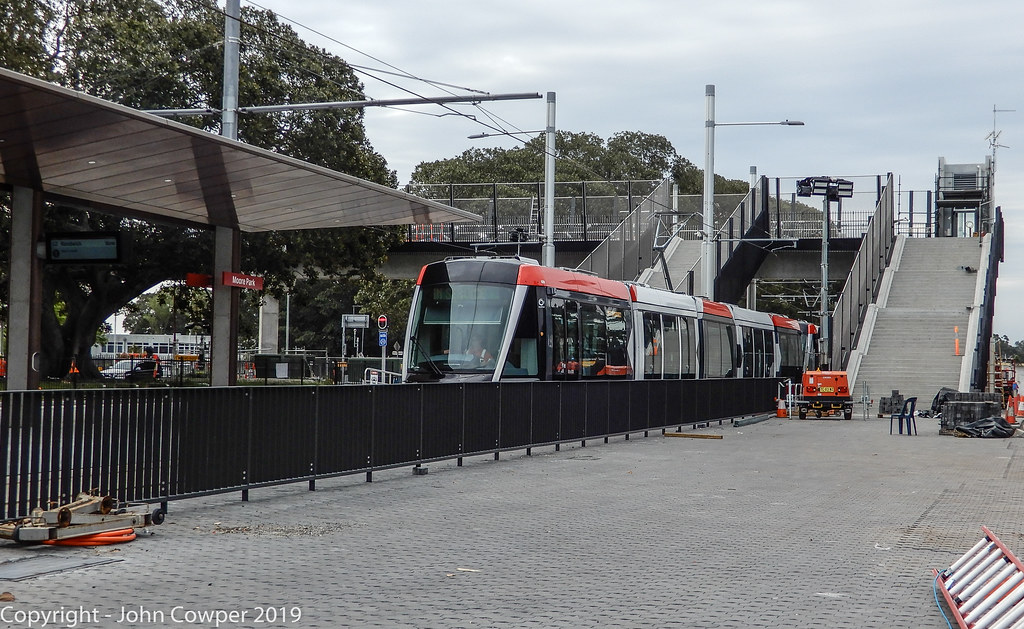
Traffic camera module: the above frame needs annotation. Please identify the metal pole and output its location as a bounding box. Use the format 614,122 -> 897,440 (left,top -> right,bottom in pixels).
543,92 -> 556,267
702,85 -> 716,298
820,196 -> 830,368
220,0 -> 240,141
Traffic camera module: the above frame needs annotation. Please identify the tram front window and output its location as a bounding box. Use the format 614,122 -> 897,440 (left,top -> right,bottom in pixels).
407,282 -> 514,377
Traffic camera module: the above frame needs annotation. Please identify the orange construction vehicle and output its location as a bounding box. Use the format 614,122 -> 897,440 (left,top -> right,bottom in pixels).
795,370 -> 854,420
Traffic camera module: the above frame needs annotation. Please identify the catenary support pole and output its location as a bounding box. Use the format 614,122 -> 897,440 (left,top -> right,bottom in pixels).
543,92 -> 556,267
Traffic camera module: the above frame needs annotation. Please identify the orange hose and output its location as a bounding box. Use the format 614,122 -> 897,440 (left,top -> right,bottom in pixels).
42,528 -> 136,546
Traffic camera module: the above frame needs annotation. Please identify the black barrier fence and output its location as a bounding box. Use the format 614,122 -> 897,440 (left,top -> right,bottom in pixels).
1,379 -> 779,520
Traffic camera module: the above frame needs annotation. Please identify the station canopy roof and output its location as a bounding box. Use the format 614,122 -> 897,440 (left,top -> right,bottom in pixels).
0,68 -> 480,231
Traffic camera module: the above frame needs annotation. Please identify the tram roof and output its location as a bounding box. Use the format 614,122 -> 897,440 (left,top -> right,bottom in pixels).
0,68 -> 480,231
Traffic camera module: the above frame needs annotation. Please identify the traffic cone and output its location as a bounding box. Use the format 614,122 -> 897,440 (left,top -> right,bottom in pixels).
776,397 -> 788,418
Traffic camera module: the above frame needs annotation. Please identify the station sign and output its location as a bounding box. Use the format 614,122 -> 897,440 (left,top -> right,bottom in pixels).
221,272 -> 264,290
185,273 -> 213,288
342,314 -> 370,329
45,232 -> 121,263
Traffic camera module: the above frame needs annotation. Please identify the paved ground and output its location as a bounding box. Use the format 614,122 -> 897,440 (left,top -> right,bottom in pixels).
3,412 -> 1024,628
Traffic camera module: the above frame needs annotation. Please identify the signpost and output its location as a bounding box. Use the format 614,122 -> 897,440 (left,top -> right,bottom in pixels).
377,315 -> 388,375
340,314 -> 371,384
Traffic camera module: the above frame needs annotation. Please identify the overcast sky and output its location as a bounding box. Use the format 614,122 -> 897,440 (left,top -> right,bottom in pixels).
245,0 -> 1024,339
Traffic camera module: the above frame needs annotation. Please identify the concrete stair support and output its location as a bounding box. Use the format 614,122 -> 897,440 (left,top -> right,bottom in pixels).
851,237 -> 985,408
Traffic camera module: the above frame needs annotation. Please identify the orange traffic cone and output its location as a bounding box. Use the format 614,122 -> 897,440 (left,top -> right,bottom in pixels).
776,397 -> 788,418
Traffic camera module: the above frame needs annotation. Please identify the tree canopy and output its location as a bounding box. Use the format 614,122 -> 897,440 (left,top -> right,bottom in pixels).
410,129 -> 749,194
0,0 -> 400,376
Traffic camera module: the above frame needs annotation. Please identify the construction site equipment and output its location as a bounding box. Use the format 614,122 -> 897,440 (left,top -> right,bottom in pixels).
992,358 -> 1016,405
934,526 -> 1024,629
878,389 -> 905,417
0,493 -> 159,544
795,370 -> 854,420
941,394 -> 1005,435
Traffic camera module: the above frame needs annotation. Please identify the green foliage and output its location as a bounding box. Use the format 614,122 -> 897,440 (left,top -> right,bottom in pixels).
0,0 -> 56,78
122,283 -> 213,335
994,335 -> 1024,363
354,275 -> 415,357
411,129 -> 748,194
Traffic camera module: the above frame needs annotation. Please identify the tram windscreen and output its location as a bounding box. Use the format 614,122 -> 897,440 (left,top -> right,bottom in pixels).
407,282 -> 514,374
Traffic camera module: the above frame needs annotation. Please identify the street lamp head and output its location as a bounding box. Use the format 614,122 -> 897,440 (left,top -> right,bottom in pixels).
781,120 -> 805,126
796,176 -> 854,199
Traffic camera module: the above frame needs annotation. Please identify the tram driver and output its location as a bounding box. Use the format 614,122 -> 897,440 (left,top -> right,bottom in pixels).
465,334 -> 495,367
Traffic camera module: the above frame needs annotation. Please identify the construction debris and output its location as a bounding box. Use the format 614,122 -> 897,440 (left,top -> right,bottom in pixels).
0,493 -> 160,545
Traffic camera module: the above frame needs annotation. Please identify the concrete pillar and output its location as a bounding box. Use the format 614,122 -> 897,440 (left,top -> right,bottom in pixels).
258,295 -> 280,353
7,186 -> 43,390
211,226 -> 240,386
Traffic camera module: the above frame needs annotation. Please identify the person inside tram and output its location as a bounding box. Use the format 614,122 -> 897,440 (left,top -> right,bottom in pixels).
465,334 -> 495,367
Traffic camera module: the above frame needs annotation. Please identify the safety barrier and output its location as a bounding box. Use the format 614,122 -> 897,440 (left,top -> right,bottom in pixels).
1,378 -> 781,519
934,526 -> 1024,628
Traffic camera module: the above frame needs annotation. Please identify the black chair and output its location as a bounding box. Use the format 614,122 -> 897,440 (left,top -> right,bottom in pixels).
890,397 -> 918,435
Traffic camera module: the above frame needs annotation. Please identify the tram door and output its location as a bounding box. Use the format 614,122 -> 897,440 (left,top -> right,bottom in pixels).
550,298 -> 581,380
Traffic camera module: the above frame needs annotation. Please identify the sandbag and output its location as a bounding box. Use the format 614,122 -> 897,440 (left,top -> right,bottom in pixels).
932,387 -> 958,414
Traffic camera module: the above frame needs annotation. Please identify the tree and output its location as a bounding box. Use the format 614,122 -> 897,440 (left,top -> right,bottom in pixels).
0,0 -> 399,378
354,275 -> 415,357
410,129 -> 748,194
121,283 -> 213,336
993,334 -> 1024,363
411,130 -> 686,185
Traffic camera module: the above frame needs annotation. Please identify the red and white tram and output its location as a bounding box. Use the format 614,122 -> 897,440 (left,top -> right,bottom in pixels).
403,256 -> 816,384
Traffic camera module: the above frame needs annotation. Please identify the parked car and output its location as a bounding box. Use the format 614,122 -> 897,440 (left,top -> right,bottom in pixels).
102,359 -> 160,382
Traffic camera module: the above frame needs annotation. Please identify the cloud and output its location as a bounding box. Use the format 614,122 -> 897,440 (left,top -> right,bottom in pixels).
248,0 -> 1024,337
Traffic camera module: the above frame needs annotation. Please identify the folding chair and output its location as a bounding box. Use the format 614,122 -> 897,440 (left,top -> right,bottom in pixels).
889,397 -> 918,435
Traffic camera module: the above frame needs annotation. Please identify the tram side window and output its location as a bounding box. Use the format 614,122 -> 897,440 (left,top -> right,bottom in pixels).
502,295 -> 539,377
680,317 -> 696,379
551,299 -> 581,379
703,321 -> 736,378
742,326 -> 755,378
605,306 -> 630,374
580,304 -> 605,377
778,330 -> 803,377
643,312 -> 662,379
761,329 -> 774,376
662,316 -> 682,379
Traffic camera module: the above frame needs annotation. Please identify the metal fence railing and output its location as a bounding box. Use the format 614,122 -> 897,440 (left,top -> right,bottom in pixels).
404,180 -> 664,244
576,179 -> 673,281
829,174 -> 896,370
1,378 -> 780,520
970,207 -> 1004,392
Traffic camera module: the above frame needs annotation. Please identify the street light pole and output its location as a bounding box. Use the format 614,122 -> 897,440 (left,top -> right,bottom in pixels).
700,84 -> 804,299
702,85 -> 716,298
796,176 -> 853,369
543,92 -> 556,267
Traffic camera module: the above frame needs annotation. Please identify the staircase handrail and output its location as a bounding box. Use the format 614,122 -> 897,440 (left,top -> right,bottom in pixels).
967,207 -> 1003,391
576,178 -> 673,281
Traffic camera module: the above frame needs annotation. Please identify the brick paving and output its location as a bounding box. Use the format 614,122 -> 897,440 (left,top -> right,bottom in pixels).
3,414 -> 1023,628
